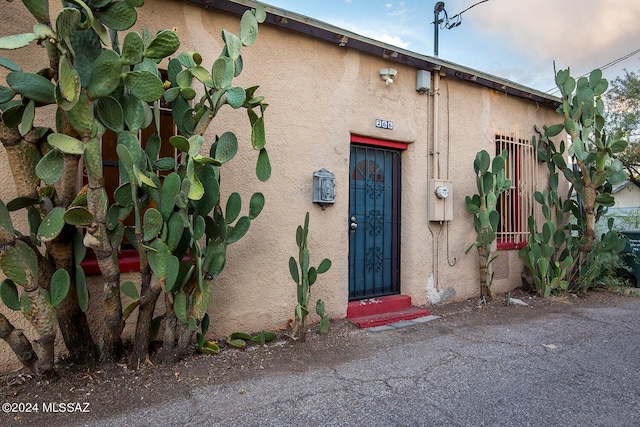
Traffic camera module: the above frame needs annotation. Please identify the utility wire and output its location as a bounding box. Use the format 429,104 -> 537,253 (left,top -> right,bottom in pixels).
447,0 -> 490,23
546,47 -> 640,94
435,0 -> 490,29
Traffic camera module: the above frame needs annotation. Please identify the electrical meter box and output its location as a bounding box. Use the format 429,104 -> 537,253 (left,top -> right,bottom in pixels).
429,179 -> 453,221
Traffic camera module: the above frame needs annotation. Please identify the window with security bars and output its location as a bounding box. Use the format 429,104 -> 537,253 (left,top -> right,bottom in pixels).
495,133 -> 537,249
99,70 -> 178,211
81,71 -> 178,274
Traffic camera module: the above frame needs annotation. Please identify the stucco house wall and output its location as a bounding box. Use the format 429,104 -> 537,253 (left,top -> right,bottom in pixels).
613,182 -> 640,208
598,182 -> 640,232
0,0 -> 562,370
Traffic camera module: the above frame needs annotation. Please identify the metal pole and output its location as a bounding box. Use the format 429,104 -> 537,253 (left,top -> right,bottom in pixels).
434,2 -> 445,57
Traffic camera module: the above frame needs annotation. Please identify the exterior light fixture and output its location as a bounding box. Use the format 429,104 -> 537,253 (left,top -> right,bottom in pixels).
380,68 -> 397,86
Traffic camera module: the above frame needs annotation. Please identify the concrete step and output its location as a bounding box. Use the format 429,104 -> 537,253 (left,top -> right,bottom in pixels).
348,307 -> 432,328
346,295 -> 412,318
347,295 -> 430,328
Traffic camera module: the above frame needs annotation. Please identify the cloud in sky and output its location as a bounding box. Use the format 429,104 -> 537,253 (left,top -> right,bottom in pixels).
385,1 -> 407,17
363,31 -> 411,49
263,0 -> 640,91
467,0 -> 640,75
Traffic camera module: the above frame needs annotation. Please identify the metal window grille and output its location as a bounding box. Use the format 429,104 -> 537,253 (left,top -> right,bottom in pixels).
495,133 -> 537,249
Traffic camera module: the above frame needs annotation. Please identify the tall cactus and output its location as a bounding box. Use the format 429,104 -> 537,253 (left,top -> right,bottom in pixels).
528,67 -> 628,293
0,0 -> 270,374
533,67 -> 627,255
465,150 -> 511,299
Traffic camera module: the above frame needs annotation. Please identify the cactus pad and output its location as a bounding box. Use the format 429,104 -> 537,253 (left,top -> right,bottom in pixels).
144,30 -> 180,59
87,50 -> 122,100
38,206 -> 65,242
50,269 -> 70,307
6,71 -> 55,104
63,206 -> 94,226
0,279 -> 20,311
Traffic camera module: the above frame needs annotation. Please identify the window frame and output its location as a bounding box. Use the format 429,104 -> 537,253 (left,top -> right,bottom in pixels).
81,72 -> 177,274
495,133 -> 537,250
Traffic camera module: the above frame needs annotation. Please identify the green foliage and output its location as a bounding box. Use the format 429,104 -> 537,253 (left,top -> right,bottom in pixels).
465,149 -> 511,298
520,186 -> 574,296
315,299 -> 329,335
76,266 -> 89,313
289,212 -> 332,339
0,279 -> 20,311
225,330 -> 276,349
196,313 -> 221,354
0,0 -> 271,373
50,269 -> 70,307
607,69 -> 640,179
526,67 -> 628,295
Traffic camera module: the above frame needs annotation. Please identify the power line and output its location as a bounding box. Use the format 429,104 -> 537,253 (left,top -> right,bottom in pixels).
446,0 -> 490,28
546,48 -> 640,95
432,0 -> 491,56
436,0 -> 490,29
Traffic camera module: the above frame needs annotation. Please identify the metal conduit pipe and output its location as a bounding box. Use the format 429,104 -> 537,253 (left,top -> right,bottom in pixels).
433,68 -> 440,180
428,68 -> 442,292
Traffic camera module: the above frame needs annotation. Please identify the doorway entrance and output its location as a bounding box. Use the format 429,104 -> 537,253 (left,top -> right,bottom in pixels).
348,137 -> 403,300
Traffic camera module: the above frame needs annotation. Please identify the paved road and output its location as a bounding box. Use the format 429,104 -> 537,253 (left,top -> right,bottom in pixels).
90,296 -> 640,427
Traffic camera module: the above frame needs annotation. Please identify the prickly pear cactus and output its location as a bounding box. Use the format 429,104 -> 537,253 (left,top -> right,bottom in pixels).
465,150 -> 511,299
0,0 -> 272,372
289,212 -> 331,340
526,67 -> 628,294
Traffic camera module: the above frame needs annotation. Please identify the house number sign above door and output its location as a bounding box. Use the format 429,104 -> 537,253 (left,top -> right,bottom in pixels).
375,119 -> 394,130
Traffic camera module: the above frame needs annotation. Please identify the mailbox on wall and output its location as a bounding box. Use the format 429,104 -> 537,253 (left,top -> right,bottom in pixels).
429,179 -> 453,221
313,168 -> 335,209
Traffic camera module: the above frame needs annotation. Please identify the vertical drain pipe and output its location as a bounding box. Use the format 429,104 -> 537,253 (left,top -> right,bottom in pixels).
430,68 -> 441,291
432,68 -> 440,180
429,3 -> 445,294
429,67 -> 442,291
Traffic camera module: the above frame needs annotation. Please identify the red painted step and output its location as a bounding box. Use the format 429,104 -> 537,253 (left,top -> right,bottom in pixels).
347,295 -> 430,328
349,307 -> 431,328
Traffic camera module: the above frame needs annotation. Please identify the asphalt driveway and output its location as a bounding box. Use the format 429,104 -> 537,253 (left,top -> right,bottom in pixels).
90,291 -> 640,427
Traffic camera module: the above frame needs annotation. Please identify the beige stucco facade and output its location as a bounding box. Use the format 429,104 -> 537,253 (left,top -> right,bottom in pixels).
0,0 -> 563,370
613,182 -> 640,208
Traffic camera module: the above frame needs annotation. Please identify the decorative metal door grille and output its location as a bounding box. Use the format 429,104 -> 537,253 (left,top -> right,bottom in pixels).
348,144 -> 401,300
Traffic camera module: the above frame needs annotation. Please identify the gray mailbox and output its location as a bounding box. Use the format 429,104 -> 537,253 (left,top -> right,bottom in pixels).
313,168 -> 335,209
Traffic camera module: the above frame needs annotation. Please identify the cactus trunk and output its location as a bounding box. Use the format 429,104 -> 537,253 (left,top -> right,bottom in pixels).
0,313 -> 36,372
158,279 -> 178,364
291,310 -> 308,341
465,150 -> 511,299
0,124 -> 42,199
82,130 -> 124,361
131,260 -> 160,368
100,249 -> 124,361
131,187 -> 161,367
84,188 -> 124,361
46,237 -> 98,363
579,183 -> 597,254
3,141 -> 41,199
22,287 -> 57,378
57,154 -> 81,206
477,246 -> 493,299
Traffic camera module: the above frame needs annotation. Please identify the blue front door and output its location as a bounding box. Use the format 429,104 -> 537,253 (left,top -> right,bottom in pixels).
349,144 -> 401,300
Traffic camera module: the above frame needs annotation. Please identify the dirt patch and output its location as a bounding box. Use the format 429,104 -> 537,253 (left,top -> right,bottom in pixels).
0,288 -> 633,425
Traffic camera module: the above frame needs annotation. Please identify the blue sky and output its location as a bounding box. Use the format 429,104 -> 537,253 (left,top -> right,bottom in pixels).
262,0 -> 640,94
